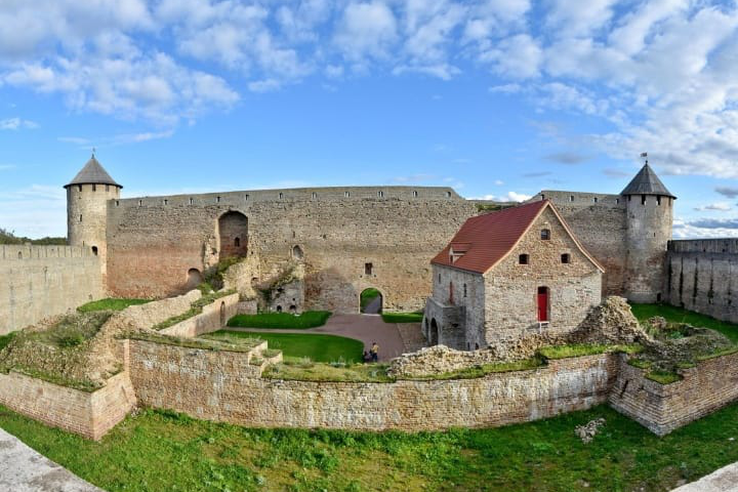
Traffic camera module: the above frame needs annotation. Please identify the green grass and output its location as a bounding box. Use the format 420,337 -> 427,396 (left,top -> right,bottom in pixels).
646,370 -> 682,385
631,303 -> 738,343
539,343 -> 643,360
265,361 -> 393,382
77,298 -> 151,313
360,288 -> 380,311
227,311 -> 332,329
381,312 -> 423,323
0,332 -> 16,351
5,401 -> 738,491
407,357 -> 545,381
207,330 -> 364,364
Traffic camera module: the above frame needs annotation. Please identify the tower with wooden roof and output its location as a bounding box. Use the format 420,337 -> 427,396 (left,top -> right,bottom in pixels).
64,154 -> 122,275
621,160 -> 676,303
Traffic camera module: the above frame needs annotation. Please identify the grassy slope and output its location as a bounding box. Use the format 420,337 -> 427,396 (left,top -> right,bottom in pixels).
209,330 -> 364,363
381,312 -> 423,323
630,303 -> 738,343
227,311 -> 331,329
77,298 -> 150,313
3,402 -> 738,491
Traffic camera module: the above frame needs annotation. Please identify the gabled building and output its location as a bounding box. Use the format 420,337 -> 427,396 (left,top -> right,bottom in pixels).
423,199 -> 604,350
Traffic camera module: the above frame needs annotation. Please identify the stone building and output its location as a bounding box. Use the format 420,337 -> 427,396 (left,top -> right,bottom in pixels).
423,200 -> 604,349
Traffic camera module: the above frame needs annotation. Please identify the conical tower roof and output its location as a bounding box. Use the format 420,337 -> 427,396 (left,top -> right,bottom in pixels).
64,155 -> 122,189
620,163 -> 674,198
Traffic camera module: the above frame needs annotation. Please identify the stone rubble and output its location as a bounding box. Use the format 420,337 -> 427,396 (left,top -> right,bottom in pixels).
575,418 -> 606,444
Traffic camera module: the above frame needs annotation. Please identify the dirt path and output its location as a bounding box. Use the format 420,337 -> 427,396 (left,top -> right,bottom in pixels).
227,314 -> 421,361
0,428 -> 102,492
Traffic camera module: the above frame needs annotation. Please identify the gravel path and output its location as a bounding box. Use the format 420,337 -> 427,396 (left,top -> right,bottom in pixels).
0,428 -> 102,492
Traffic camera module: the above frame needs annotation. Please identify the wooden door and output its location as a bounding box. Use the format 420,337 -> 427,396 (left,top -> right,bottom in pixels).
537,287 -> 549,322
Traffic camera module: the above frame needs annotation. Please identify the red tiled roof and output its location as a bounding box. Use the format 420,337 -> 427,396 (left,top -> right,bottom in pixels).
431,200 -> 604,274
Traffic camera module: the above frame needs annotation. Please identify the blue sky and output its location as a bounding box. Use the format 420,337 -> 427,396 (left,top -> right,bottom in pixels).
1,0 -> 738,238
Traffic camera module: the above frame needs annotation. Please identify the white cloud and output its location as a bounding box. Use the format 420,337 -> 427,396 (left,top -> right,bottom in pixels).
489,83 -> 522,94
694,202 -> 732,212
335,1 -> 398,61
473,191 -> 531,202
0,117 -> 38,130
481,34 -> 542,79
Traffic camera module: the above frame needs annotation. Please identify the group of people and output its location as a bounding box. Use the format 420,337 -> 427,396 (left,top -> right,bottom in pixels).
363,342 -> 379,363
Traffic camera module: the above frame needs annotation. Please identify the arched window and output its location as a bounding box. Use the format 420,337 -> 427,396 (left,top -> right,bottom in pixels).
412,190 -> 418,197
234,237 -> 241,247
276,305 -> 283,313
293,245 -> 304,260
218,211 -> 248,259
91,246 -> 98,256
540,229 -> 550,240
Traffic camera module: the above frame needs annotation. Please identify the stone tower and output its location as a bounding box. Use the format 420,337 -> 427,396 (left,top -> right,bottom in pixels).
64,155 -> 122,278
621,162 -> 676,303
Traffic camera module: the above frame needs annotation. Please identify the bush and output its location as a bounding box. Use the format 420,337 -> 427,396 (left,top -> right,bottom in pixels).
227,311 -> 332,329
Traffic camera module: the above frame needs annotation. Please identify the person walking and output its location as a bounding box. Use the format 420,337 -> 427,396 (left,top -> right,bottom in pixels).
370,342 -> 379,362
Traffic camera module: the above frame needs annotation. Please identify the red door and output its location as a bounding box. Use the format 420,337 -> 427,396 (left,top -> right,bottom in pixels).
537,287 -> 549,322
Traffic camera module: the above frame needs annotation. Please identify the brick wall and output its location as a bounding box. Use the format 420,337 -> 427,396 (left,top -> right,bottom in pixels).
610,352 -> 738,435
0,245 -> 103,335
0,369 -> 136,440
159,293 -> 240,338
666,239 -> 738,324
128,339 -> 618,431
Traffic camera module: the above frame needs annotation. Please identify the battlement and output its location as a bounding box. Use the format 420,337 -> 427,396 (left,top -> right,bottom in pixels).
111,186 -> 463,209
0,244 -> 97,261
668,238 -> 738,254
533,190 -> 624,208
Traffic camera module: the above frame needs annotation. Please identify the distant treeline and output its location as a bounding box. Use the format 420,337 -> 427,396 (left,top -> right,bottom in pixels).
0,227 -> 67,245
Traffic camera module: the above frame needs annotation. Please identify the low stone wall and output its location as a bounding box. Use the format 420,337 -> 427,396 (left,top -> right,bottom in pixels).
610,352 -> 738,435
159,293 -> 240,338
0,369 -> 136,440
129,338 -> 618,431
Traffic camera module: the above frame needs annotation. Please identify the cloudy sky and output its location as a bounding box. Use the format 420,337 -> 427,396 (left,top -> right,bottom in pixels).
1,0 -> 738,238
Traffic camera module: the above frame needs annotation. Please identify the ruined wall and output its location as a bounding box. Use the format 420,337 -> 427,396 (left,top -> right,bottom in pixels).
0,369 -> 136,440
532,192 -> 627,296
129,339 -> 618,431
107,186 -> 476,313
0,245 -> 104,335
666,239 -> 738,323
610,352 -> 738,436
484,207 -> 602,341
159,293 -> 240,338
425,265 -> 483,350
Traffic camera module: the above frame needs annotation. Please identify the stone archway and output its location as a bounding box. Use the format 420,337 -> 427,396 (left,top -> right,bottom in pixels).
186,268 -> 203,289
430,318 -> 439,345
360,288 -> 383,314
218,211 -> 248,259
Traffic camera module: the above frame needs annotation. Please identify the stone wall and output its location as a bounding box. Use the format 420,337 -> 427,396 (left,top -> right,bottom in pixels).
531,192 -> 627,296
0,245 -> 104,335
128,338 -> 618,431
106,186 -> 476,313
0,369 -> 136,440
666,239 -> 738,324
610,351 -> 738,435
159,292 -> 240,338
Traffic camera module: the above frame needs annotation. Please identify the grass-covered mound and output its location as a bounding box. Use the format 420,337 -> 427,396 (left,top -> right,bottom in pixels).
154,290 -> 237,331
3,401 -> 738,491
0,311 -> 114,391
227,311 -> 331,329
631,303 -> 738,343
77,298 -> 151,313
206,330 -> 363,363
381,312 -> 423,323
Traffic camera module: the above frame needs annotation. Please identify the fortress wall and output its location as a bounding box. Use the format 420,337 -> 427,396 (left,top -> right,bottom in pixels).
0,370 -> 136,440
531,192 -> 627,296
129,338 -> 618,431
159,292 -> 240,338
610,352 -> 738,436
0,245 -> 104,335
106,186 -> 476,313
666,239 -> 738,323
